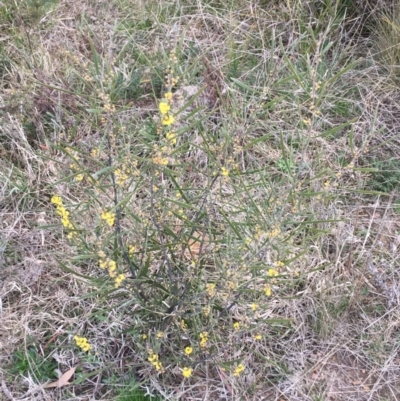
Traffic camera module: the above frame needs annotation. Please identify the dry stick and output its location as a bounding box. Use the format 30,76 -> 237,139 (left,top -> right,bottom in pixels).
149,169 -> 175,289
104,121 -> 148,301
164,174 -> 220,316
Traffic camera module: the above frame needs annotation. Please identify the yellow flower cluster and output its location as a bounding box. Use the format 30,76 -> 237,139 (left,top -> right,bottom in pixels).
98,256 -> 117,277
115,168 -> 129,187
99,259 -> 126,288
199,332 -> 208,348
266,227 -> 281,238
74,335 -> 92,352
147,350 -> 163,372
221,167 -> 230,177
98,91 -> 116,113
182,367 -> 192,378
233,363 -> 245,376
206,283 -> 216,297
115,273 -> 126,288
268,268 -> 279,277
162,115 -> 175,126
159,92 -> 175,126
101,210 -> 115,227
66,148 -> 84,182
159,101 -> 170,115
166,131 -> 177,145
51,195 -> 75,238
181,319 -> 188,331
152,152 -> 169,166
264,285 -> 272,296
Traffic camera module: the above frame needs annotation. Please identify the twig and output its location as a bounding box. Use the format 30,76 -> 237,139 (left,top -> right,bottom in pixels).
104,120 -> 148,302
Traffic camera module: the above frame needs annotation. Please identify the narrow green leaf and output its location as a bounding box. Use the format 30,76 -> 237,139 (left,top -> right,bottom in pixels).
326,58 -> 362,86
231,78 -> 258,93
317,118 -> 357,138
243,133 -> 273,150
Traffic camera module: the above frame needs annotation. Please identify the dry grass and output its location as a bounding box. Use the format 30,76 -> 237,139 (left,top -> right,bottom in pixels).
2,0 -> 400,400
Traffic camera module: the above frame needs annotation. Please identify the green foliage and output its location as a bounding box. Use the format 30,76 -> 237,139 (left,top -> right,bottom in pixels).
0,0 -> 58,26
367,158 -> 400,193
9,347 -> 57,382
117,387 -> 163,401
41,16 -> 365,386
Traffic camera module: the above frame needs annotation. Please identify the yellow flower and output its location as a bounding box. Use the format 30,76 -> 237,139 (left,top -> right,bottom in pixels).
159,101 -> 170,115
108,260 -> 116,272
233,363 -> 245,376
142,334 -> 147,340
101,211 -> 115,227
221,167 -> 229,177
51,195 -> 76,237
268,268 -> 279,277
162,115 -> 175,126
264,285 -> 272,297
184,346 -> 193,355
147,352 -> 163,372
74,335 -> 92,352
51,195 -> 62,206
156,331 -> 164,339
182,367 -> 192,378
254,333 -> 262,340
166,131 -> 177,144
153,361 -> 163,371
76,173 -> 84,182
251,303 -> 258,311
199,332 -> 208,348
115,273 -> 126,288
233,322 -> 240,331
164,92 -> 173,100
206,283 -> 216,297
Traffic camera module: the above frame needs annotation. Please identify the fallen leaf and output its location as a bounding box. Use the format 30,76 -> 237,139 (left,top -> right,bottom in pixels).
185,231 -> 212,259
43,366 -> 77,388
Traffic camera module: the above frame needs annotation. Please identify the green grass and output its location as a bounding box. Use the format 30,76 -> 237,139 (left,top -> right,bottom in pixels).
117,386 -> 163,401
9,347 -> 58,383
367,157 -> 400,192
